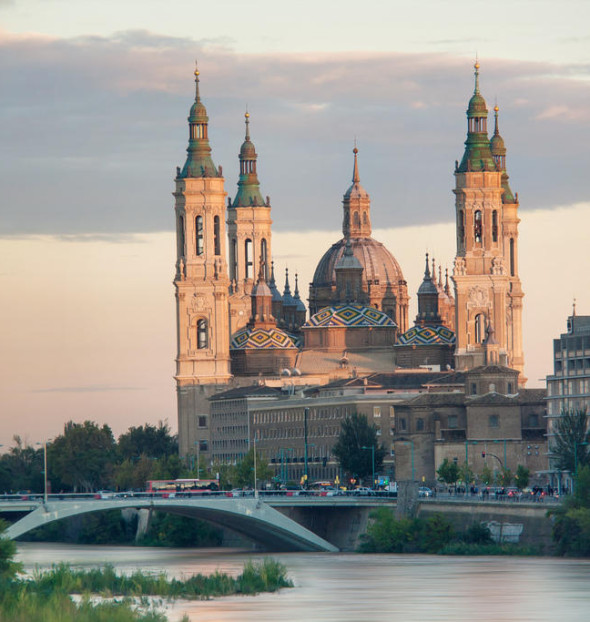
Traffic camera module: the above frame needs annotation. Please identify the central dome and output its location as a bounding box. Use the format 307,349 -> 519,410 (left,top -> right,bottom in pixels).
312,237 -> 405,290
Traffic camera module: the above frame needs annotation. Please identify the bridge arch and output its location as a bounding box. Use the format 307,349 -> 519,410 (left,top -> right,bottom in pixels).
2,498 -> 338,552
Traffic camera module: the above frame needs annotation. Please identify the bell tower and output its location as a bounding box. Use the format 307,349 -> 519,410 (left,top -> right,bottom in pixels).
174,66 -> 232,457
452,62 -> 525,380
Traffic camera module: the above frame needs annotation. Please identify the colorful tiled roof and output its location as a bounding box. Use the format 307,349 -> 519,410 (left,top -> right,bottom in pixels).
396,325 -> 456,346
230,327 -> 297,350
305,304 -> 395,328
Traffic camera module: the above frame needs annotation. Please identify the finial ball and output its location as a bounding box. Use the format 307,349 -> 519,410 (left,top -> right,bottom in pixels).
194,69 -> 200,77
353,147 -> 358,155
494,105 -> 499,112
245,112 -> 250,119
474,61 -> 480,70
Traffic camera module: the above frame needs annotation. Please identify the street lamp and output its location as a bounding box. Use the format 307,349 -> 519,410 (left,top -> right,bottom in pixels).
36,441 -> 49,504
361,445 -> 376,489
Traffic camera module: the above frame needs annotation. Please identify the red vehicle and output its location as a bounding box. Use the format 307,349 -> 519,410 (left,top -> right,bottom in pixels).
146,478 -> 220,495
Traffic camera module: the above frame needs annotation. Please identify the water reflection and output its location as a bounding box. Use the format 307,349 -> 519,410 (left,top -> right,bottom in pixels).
16,544 -> 590,621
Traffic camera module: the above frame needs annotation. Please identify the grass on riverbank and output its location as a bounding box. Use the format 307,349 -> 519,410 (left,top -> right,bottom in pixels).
0,558 -> 293,622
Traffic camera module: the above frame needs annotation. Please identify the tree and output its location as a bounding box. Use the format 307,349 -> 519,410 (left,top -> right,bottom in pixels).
551,465 -> 590,556
0,436 -> 44,494
514,465 -> 530,490
496,467 -> 513,487
49,421 -> 116,492
437,458 -> 459,486
479,464 -> 494,486
458,462 -> 475,487
233,448 -> 273,488
117,421 -> 177,461
0,519 -> 21,579
331,413 -> 386,484
551,407 -> 590,473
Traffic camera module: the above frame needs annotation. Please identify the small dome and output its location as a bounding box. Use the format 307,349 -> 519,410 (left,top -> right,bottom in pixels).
231,327 -> 297,350
312,237 -> 405,290
252,278 -> 272,298
417,278 -> 438,296
396,325 -> 456,346
240,139 -> 256,159
467,92 -> 488,117
490,133 -> 506,155
189,100 -> 208,122
305,304 -> 396,328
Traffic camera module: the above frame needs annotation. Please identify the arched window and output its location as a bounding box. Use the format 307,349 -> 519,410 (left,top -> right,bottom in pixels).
245,239 -> 253,279
510,238 -> 515,276
474,313 -> 485,343
362,212 -> 368,224
260,239 -> 268,278
213,216 -> 220,256
197,319 -> 208,349
178,215 -> 185,257
195,216 -> 204,256
231,239 -> 238,280
353,211 -> 360,226
474,210 -> 482,243
458,210 -> 465,245
492,210 -> 498,242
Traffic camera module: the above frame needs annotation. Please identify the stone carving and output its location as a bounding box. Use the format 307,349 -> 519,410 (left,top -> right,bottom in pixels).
491,256 -> 504,275
453,257 -> 466,276
468,285 -> 489,308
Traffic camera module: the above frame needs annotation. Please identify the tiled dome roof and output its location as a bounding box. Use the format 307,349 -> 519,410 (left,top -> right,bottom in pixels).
231,327 -> 297,350
305,304 -> 396,328
396,325 -> 456,346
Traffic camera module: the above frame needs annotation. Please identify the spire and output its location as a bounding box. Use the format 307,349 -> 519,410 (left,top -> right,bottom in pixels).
457,60 -> 494,173
444,268 -> 451,297
424,252 -> 431,278
268,260 -> 282,302
343,145 -> 371,238
249,258 -> 274,328
283,268 -> 293,298
179,63 -> 220,179
490,105 -> 516,204
431,257 -> 437,287
416,252 -> 441,325
232,111 -> 267,207
293,273 -> 307,312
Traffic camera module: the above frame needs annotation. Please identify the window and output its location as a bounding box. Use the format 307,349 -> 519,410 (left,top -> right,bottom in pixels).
260,239 -> 268,278
507,382 -> 513,394
474,313 -> 485,344
399,418 -> 407,431
458,210 -> 465,245
245,239 -> 253,279
448,415 -> 458,429
416,418 -> 424,432
197,319 -> 208,349
213,216 -> 220,256
529,414 -> 539,428
195,216 -> 204,256
178,215 -> 185,257
198,416 -> 207,428
353,211 -> 360,226
231,239 -> 238,280
510,238 -> 515,276
489,414 -> 499,428
492,210 -> 498,242
373,406 -> 381,418
474,210 -> 482,243
198,440 -> 208,452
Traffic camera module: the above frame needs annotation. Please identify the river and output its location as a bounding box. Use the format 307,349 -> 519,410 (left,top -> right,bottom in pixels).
15,543 -> 590,621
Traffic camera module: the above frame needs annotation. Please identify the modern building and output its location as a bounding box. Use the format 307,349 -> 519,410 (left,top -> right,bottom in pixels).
172,62 -> 531,477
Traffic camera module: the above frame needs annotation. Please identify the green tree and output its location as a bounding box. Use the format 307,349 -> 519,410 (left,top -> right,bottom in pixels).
437,458 -> 460,486
458,462 -> 475,487
480,464 -> 494,486
551,465 -> 590,556
0,436 -> 44,494
331,413 -> 386,484
514,465 -> 530,490
49,421 -> 116,492
234,448 -> 273,488
551,407 -> 590,473
0,519 -> 21,579
496,467 -> 513,487
117,421 -> 177,461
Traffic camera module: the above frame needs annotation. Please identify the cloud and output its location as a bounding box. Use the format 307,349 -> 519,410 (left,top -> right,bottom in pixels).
1,30 -> 590,236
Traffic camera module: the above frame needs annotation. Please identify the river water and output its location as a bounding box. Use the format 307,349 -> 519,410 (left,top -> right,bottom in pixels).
15,543 -> 590,621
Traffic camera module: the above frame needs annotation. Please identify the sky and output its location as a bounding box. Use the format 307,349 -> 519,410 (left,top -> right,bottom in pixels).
1,0 -> 589,450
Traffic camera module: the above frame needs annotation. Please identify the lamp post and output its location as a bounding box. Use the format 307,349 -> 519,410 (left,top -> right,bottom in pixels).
304,408 -> 309,485
362,445 -> 376,489
36,441 -> 49,504
253,435 -> 258,498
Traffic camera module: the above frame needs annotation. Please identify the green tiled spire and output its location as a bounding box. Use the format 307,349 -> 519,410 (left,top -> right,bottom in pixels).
179,64 -> 220,179
490,105 -> 516,204
457,62 -> 495,173
232,112 -> 267,207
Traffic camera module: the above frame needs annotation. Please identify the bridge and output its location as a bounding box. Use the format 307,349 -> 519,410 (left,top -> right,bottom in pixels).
0,493 -> 394,552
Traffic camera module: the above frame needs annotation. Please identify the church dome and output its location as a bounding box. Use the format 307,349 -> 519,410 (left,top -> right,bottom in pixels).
397,325 -> 456,346
312,237 -> 405,290
305,303 -> 396,328
231,326 -> 297,350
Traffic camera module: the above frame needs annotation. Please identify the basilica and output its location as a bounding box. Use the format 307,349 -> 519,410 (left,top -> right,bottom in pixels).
172,62 -> 533,482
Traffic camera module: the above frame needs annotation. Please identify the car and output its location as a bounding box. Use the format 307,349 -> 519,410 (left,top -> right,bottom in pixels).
418,486 -> 433,497
94,490 -> 115,499
354,487 -> 374,496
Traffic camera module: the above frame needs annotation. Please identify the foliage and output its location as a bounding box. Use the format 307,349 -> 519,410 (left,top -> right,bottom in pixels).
436,458 -> 459,485
117,422 -> 177,462
551,465 -> 590,556
458,462 -> 475,485
49,421 -> 117,492
0,559 -> 291,621
461,523 -> 493,545
551,407 -> 590,473
331,413 -> 386,483
496,467 -> 513,487
232,448 -> 273,489
359,509 -> 454,553
138,513 -> 222,548
0,520 -> 22,580
0,436 -> 44,494
479,464 -> 494,486
514,465 -> 530,490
